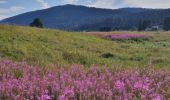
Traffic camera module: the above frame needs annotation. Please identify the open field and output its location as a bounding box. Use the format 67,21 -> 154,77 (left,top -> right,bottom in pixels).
0,25 -> 170,68
0,25 -> 170,99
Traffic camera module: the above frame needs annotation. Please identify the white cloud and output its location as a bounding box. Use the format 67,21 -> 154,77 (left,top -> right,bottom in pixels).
36,0 -> 49,9
0,6 -> 25,14
87,0 -> 170,9
0,6 -> 25,20
0,15 -> 9,20
0,0 -> 7,4
63,0 -> 78,4
85,0 -> 93,4
87,0 -> 118,9
124,0 -> 170,8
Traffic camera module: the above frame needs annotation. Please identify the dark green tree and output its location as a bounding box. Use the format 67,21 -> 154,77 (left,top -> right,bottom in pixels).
99,26 -> 111,32
163,17 -> 170,31
138,20 -> 151,31
30,18 -> 43,28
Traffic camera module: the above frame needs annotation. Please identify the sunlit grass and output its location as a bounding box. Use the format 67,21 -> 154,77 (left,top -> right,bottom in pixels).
0,24 -> 170,68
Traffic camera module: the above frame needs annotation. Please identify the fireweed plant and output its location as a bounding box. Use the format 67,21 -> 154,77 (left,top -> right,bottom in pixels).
105,34 -> 149,42
0,59 -> 169,100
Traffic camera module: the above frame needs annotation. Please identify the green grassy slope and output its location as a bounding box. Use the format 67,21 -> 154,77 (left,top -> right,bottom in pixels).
0,25 -> 170,68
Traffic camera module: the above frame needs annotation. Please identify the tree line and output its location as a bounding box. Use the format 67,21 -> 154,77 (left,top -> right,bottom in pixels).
30,17 -> 170,31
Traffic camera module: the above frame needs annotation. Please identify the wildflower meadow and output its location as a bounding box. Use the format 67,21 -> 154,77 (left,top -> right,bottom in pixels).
0,59 -> 169,100
105,34 -> 149,40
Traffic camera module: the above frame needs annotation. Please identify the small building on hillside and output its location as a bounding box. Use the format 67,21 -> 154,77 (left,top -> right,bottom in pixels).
146,25 -> 163,31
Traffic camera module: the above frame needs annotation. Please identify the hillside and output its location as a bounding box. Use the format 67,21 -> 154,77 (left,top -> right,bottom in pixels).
0,25 -> 170,67
1,5 -> 170,31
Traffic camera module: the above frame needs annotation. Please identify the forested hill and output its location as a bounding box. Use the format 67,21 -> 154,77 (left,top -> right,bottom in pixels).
1,4 -> 170,31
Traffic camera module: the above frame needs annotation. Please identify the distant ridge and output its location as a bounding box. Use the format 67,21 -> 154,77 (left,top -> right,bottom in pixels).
1,4 -> 170,31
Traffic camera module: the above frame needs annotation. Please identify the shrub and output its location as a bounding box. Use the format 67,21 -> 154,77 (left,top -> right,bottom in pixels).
62,51 -> 88,64
30,18 -> 43,28
100,53 -> 115,58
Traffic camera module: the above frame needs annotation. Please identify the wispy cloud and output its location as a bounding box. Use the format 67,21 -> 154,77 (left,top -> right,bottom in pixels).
0,0 -> 7,4
0,6 -> 25,20
36,0 -> 49,9
87,0 -> 118,9
87,0 -> 170,9
63,0 -> 78,4
0,15 -> 9,20
123,0 -> 170,8
62,0 -> 170,9
0,6 -> 25,14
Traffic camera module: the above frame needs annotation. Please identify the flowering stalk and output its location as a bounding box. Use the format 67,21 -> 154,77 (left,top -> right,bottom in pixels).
0,59 -> 169,100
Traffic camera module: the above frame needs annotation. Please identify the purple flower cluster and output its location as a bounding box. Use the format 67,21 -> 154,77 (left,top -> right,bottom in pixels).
0,59 -> 170,100
106,34 -> 148,40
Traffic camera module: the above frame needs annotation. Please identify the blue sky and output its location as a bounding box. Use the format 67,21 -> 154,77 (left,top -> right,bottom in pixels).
0,0 -> 170,20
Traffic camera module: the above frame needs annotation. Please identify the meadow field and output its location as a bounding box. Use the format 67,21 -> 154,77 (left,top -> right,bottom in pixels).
0,25 -> 170,99
1,25 -> 170,68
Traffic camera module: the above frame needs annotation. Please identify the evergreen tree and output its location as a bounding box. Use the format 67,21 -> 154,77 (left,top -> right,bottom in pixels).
138,20 -> 151,31
30,18 -> 43,28
99,27 -> 111,32
163,17 -> 170,31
